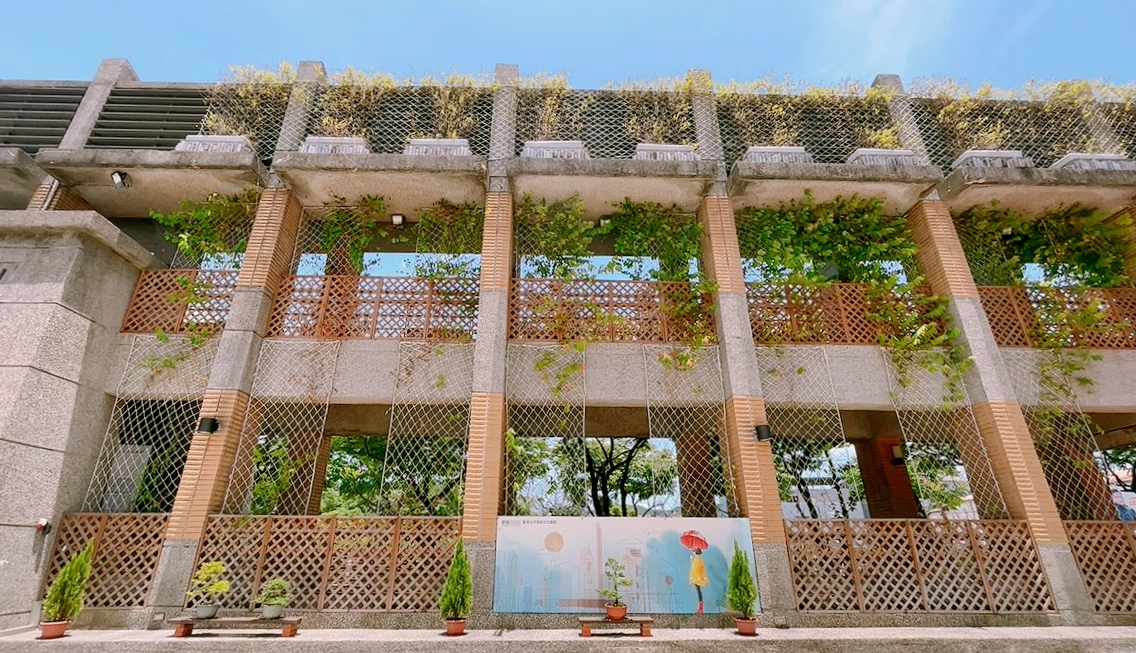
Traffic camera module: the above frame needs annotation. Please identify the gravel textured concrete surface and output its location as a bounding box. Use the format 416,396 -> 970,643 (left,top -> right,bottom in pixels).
3,626 -> 1136,652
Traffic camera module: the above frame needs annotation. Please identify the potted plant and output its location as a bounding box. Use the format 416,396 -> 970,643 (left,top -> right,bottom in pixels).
596,557 -> 632,621
439,539 -> 472,636
185,561 -> 230,619
39,541 -> 94,639
255,579 -> 291,619
727,542 -> 759,636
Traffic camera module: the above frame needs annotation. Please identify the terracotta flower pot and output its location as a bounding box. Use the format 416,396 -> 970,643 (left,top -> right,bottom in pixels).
604,604 -> 627,621
444,618 -> 467,636
735,617 -> 758,636
39,621 -> 69,640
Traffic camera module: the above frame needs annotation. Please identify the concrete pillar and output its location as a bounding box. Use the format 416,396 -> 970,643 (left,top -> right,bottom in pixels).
488,64 -> 518,190
697,193 -> 795,616
0,211 -> 151,629
906,197 -> 1094,621
148,189 -> 303,618
273,61 -> 327,156
872,74 -> 931,163
58,59 -> 138,151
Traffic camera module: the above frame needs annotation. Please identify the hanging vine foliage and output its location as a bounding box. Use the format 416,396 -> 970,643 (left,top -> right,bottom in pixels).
514,193 -> 595,279
737,192 -> 970,402
151,189 -> 259,267
414,199 -> 485,278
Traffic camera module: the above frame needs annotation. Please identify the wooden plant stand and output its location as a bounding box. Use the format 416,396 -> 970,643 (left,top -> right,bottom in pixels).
578,615 -> 653,637
169,616 -> 302,638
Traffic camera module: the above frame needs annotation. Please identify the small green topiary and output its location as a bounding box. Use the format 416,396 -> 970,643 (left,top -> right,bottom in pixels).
726,542 -> 757,620
439,539 -> 472,621
42,541 -> 94,623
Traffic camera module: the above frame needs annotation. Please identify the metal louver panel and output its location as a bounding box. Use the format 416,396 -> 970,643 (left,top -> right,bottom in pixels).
87,87 -> 208,151
0,84 -> 87,154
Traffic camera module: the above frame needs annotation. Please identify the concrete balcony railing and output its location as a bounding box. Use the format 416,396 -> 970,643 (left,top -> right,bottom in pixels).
120,268 -> 239,334
264,275 -> 479,340
978,285 -> 1136,349
746,282 -> 943,346
508,278 -> 716,343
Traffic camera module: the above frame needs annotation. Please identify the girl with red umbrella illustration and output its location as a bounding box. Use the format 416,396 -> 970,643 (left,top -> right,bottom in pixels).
681,530 -> 709,614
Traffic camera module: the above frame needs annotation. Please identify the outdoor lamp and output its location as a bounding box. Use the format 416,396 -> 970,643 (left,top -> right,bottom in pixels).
891,444 -> 905,466
111,171 -> 131,190
391,214 -> 405,227
197,417 -> 220,434
754,424 -> 772,442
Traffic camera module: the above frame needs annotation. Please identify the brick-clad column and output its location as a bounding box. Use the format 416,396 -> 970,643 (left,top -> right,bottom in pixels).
907,197 -> 1094,620
25,180 -> 94,211
149,188 -> 304,616
461,191 -> 512,541
698,193 -> 795,617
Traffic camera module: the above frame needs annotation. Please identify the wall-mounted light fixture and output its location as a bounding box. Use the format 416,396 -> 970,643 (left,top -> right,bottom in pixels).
754,424 -> 772,442
111,171 -> 131,190
597,217 -> 610,227
891,444 -> 905,466
197,417 -> 220,434
391,214 -> 405,227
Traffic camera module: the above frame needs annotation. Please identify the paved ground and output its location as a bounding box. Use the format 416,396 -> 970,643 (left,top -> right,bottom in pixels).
3,626 -> 1136,652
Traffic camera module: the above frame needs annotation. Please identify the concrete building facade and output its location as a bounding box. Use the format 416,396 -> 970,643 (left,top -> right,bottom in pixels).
2,58 -> 1136,631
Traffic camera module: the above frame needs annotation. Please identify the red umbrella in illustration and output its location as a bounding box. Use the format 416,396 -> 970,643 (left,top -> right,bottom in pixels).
680,530 -> 708,552
680,530 -> 709,615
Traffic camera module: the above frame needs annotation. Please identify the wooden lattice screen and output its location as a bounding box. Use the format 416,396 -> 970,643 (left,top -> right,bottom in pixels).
746,283 -> 942,345
41,513 -> 168,609
1064,520 -> 1136,613
785,519 -> 1055,613
508,278 -> 714,343
978,286 -> 1136,349
120,269 -> 239,334
264,276 -> 479,340
193,515 -> 460,612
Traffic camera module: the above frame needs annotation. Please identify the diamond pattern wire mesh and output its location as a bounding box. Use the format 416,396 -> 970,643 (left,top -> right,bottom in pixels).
279,74 -> 493,156
200,70 -> 292,163
784,518 -> 1053,613
1001,348 -> 1117,522
378,342 -> 474,516
192,515 -> 459,611
514,85 -> 696,158
120,269 -> 239,335
904,82 -> 1123,172
756,346 -> 860,519
1064,520 -> 1136,612
715,81 -> 898,165
642,344 -> 735,517
42,513 -> 168,609
82,335 -> 217,513
223,340 -> 340,515
503,343 -> 587,516
1100,87 -> 1136,161
882,349 -> 1009,520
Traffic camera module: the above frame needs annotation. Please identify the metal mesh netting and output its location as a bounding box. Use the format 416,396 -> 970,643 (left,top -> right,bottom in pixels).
715,81 -> 898,165
201,67 -> 293,164
755,346 -> 861,519
514,83 -> 697,158
883,349 -> 1009,520
167,196 -> 257,271
278,71 -> 493,157
904,82 -> 1125,172
83,335 -> 218,512
1100,86 -> 1136,160
378,342 -> 474,516
223,340 -> 340,515
503,343 -> 587,516
643,344 -> 736,517
1001,348 -> 1116,521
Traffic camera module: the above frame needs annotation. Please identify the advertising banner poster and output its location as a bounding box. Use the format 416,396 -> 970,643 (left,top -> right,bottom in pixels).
493,517 -> 758,614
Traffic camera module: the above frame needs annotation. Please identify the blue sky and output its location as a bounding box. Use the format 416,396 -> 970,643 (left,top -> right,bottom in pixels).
2,1 -> 1133,89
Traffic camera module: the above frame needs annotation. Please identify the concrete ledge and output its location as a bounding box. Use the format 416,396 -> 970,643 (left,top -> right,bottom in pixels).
272,152 -> 487,216
508,157 -> 718,219
0,210 -> 152,268
728,161 -> 943,215
5,626 -> 1136,653
0,148 -> 46,210
938,166 -> 1136,214
34,148 -> 268,218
